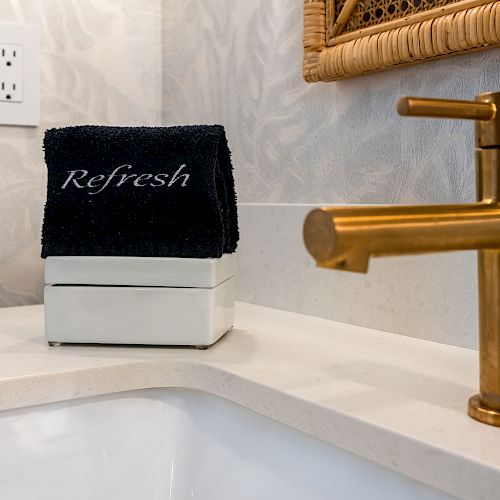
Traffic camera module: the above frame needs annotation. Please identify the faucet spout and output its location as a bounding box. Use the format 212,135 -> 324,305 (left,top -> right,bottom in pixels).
302,92 -> 500,426
304,203 -> 500,272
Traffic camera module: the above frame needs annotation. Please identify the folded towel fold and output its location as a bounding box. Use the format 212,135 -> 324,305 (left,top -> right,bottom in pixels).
41,125 -> 239,258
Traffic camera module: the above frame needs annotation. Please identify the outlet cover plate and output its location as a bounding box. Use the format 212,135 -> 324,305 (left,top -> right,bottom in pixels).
0,44 -> 23,102
0,23 -> 39,126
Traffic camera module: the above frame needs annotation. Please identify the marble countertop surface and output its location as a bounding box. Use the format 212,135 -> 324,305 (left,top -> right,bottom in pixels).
0,302 -> 498,500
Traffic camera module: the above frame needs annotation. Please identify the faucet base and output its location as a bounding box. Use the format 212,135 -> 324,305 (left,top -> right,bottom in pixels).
468,394 -> 500,426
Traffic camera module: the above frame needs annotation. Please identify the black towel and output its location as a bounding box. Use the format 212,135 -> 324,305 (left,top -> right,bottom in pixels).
41,125 -> 238,258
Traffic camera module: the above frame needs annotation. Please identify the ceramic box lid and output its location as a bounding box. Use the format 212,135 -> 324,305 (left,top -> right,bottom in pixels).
44,254 -> 235,288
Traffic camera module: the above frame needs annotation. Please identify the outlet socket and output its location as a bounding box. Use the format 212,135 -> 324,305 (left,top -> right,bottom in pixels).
0,23 -> 39,126
0,44 -> 23,102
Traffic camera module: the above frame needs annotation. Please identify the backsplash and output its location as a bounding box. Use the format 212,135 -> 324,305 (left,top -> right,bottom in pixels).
237,204 -> 477,348
0,0 -> 161,305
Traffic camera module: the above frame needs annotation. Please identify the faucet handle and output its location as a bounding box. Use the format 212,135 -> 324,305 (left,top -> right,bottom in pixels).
398,92 -> 500,148
397,96 -> 496,121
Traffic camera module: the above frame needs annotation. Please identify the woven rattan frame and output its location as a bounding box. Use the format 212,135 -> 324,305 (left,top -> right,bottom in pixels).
304,0 -> 500,82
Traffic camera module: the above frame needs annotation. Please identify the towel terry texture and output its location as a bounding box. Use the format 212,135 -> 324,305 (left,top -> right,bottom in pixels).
41,125 -> 239,258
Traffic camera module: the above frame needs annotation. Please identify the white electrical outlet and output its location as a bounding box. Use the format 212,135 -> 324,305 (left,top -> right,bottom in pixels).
0,23 -> 39,126
0,44 -> 23,102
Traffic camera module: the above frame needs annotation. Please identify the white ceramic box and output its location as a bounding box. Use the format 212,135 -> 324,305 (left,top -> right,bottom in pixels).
44,255 -> 236,347
45,254 -> 235,288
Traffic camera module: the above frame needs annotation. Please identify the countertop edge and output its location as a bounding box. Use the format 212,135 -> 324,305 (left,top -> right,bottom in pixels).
0,355 -> 494,500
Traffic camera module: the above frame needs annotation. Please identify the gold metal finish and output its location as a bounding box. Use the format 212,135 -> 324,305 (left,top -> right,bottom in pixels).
397,97 -> 496,121
475,93 -> 500,148
468,394 -> 500,426
304,204 -> 500,272
303,91 -> 500,426
397,93 -> 500,148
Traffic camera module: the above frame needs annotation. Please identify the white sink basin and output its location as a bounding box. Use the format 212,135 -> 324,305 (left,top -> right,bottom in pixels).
0,389 -> 454,500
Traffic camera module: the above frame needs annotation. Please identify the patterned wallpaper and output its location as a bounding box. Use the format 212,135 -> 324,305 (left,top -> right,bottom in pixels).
161,0 -> 500,205
0,0 -> 161,305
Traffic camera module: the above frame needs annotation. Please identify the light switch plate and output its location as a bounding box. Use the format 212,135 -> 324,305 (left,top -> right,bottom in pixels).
0,23 -> 39,126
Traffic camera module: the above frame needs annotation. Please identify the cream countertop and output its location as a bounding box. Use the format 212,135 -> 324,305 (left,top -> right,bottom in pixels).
0,302 -> 497,500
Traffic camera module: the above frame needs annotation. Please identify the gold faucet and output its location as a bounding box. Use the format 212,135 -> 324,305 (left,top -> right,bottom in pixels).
303,92 -> 500,427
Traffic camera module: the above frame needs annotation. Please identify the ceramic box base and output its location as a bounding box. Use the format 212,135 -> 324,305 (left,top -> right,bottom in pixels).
44,277 -> 235,347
